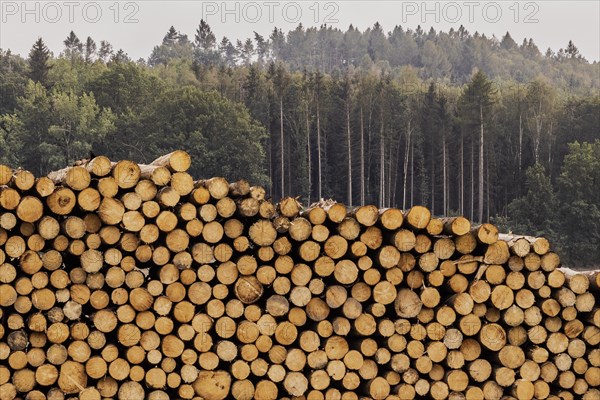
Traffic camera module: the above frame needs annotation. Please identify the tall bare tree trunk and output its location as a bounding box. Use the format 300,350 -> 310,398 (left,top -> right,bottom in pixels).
486,153 -> 490,222
533,101 -> 543,164
402,120 -> 411,210
306,104 -> 311,204
431,138 -> 435,215
548,120 -> 554,175
443,129 -> 448,215
393,131 -> 402,207
347,102 -> 352,206
387,144 -> 393,207
366,96 -> 374,202
379,109 -> 385,208
460,132 -> 464,216
478,104 -> 484,224
288,133 -> 292,197
268,128 -> 273,194
280,97 -> 284,198
518,113 -> 523,173
360,105 -> 365,205
63,126 -> 72,166
470,134 -> 474,221
410,132 -> 414,208
316,91 -> 322,200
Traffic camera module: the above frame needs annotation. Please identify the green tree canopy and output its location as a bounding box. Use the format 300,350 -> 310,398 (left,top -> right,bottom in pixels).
152,86 -> 268,184
556,141 -> 600,265
506,163 -> 559,241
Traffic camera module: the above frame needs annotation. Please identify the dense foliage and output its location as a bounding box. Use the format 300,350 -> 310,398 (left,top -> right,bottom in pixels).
0,22 -> 598,265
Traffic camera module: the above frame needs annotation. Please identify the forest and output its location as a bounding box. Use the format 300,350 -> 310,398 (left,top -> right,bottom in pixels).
0,22 -> 598,266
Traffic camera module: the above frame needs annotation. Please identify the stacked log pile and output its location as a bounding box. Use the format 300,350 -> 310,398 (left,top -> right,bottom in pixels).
0,151 -> 599,400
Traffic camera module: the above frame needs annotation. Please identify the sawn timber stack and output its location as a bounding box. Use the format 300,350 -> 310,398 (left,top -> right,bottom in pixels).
0,151 -> 599,400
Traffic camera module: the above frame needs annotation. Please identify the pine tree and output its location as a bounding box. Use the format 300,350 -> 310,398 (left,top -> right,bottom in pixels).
195,20 -> 216,51
311,70 -> 325,201
63,31 -> 83,62
459,71 -> 496,223
526,38 -> 540,58
421,82 -> 440,212
269,62 -> 291,198
367,22 -> 388,61
254,32 -> 269,63
219,37 -> 238,67
500,32 -> 517,50
565,40 -> 582,60
525,78 -> 556,165
239,39 -> 254,65
269,28 -> 285,59
84,37 -> 97,63
163,26 -> 179,46
27,38 -> 52,87
178,33 -> 190,45
110,49 -> 130,64
98,41 -> 113,63
150,27 -> 194,66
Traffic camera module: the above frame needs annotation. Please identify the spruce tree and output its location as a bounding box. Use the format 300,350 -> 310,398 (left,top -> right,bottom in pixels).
254,32 -> 268,63
500,32 -> 517,50
110,49 -> 130,63
195,20 -> 216,51
84,37 -> 97,63
98,41 -> 113,63
28,38 -> 52,87
163,26 -> 179,46
459,71 -> 496,223
565,40 -> 582,60
63,31 -> 83,62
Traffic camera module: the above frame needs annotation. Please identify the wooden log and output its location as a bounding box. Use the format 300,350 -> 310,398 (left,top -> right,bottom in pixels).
426,218 -> 444,236
235,197 -> 258,217
84,155 -> 112,177
455,233 -> 477,255
249,220 -> 277,246
16,196 -> 44,223
11,169 -> 36,191
279,197 -> 302,218
405,206 -> 431,230
442,217 -> 471,236
139,165 -> 172,186
48,166 -> 91,191
112,160 -> 141,189
479,323 -> 506,351
0,186 -> 20,210
46,187 -> 76,215
0,164 -> 12,185
202,177 -> 229,200
351,205 -> 379,227
472,223 -> 499,244
58,361 -> 87,394
150,150 -> 191,172
395,289 -> 422,318
484,240 -> 510,264
379,208 -> 404,231
34,176 -> 55,197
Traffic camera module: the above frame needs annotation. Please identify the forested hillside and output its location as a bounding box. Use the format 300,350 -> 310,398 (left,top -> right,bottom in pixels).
0,22 -> 598,265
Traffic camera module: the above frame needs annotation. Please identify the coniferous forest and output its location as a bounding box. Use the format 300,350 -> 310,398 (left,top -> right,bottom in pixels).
0,22 -> 599,266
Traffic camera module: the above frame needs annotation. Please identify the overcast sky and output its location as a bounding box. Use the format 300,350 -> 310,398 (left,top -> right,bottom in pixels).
1,1 -> 598,61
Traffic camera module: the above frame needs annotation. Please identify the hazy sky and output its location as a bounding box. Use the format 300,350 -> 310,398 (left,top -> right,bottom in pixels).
1,1 -> 599,61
